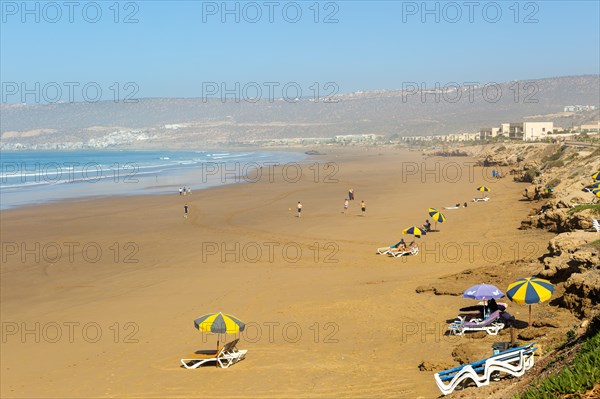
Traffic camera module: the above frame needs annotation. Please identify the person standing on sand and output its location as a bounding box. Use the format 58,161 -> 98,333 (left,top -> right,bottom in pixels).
179,187 -> 183,196
348,188 -> 354,200
297,201 -> 303,217
361,200 -> 366,216
343,199 -> 349,214
183,204 -> 189,218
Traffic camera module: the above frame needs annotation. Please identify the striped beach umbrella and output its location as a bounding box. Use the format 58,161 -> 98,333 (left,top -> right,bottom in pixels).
476,186 -> 491,192
194,312 -> 245,353
506,277 -> 554,325
592,171 -> 600,181
591,182 -> 600,188
428,208 -> 446,231
402,226 -> 426,238
194,312 -> 245,334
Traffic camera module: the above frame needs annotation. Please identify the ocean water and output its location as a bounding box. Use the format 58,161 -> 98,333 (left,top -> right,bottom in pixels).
0,150 -> 306,210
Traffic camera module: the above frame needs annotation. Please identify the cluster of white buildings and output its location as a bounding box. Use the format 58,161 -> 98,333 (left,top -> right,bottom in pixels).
479,122 -> 554,141
563,105 -> 596,112
243,134 -> 383,146
333,134 -> 380,143
401,121 -> 555,143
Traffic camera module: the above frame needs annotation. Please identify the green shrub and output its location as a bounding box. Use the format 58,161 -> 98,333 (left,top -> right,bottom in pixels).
522,168 -> 540,183
541,146 -> 567,163
544,160 -> 564,169
515,326 -> 600,399
568,204 -> 600,216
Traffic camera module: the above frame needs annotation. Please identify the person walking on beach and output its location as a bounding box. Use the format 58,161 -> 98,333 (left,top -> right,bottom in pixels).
183,204 -> 189,218
343,199 -> 349,215
361,200 -> 366,216
297,201 -> 303,218
348,188 -> 354,200
179,187 -> 183,196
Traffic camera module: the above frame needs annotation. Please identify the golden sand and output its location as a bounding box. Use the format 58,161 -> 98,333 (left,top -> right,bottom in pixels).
0,147 -> 553,398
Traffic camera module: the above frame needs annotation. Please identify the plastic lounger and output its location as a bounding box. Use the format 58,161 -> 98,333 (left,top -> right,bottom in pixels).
448,310 -> 505,335
181,339 -> 248,369
434,343 -> 537,396
388,246 -> 419,257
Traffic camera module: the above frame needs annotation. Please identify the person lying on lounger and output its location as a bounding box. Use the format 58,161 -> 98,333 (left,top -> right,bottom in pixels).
376,239 -> 406,254
394,239 -> 406,249
387,241 -> 418,256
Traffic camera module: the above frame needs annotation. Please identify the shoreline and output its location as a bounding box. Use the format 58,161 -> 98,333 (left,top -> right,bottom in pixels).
0,148 -> 313,211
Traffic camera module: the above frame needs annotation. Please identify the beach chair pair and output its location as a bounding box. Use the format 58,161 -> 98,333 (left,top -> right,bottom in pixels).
448,310 -> 505,336
376,246 -> 418,257
472,197 -> 490,202
180,338 -> 248,369
434,343 -> 537,395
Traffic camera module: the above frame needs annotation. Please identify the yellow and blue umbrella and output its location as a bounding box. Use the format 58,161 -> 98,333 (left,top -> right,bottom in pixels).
194,312 -> 245,352
428,208 -> 446,231
591,182 -> 600,188
506,277 -> 554,325
402,226 -> 426,238
194,312 -> 245,334
476,186 -> 491,192
592,171 -> 600,181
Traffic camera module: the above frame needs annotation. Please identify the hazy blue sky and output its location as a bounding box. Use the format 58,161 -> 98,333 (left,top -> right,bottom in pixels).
1,1 -> 599,102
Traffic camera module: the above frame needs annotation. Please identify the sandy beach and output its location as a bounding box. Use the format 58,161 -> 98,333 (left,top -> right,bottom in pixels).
1,147 -> 556,398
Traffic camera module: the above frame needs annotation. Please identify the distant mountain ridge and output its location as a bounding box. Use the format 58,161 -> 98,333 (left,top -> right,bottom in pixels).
1,75 -> 598,149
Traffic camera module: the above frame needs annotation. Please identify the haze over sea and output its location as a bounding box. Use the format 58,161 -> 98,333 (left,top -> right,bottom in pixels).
0,150 -> 306,210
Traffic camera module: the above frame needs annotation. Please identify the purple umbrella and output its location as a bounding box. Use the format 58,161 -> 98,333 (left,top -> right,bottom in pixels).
463,284 -> 505,300
462,284 -> 505,317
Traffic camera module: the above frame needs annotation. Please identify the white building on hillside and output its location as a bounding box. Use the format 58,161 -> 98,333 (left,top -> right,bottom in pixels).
523,122 -> 553,141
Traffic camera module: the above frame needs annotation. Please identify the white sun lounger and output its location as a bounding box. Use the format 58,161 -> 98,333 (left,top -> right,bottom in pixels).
388,246 -> 419,257
434,343 -> 537,396
593,219 -> 600,233
448,310 -> 505,336
472,197 -> 490,202
377,247 -> 397,255
181,338 -> 248,369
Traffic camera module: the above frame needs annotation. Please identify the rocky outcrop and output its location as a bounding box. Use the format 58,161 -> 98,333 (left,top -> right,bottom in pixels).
521,207 -> 598,233
562,270 -> 600,318
538,232 -> 600,318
